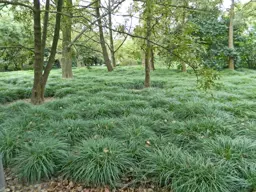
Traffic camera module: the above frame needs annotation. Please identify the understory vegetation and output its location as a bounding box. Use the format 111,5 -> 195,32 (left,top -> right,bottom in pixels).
1,67 -> 256,191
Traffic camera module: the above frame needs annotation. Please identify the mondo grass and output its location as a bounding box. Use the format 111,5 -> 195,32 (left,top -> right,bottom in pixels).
204,136 -> 256,169
0,67 -> 256,190
62,138 -> 134,187
141,145 -> 240,192
13,137 -> 68,183
0,128 -> 21,166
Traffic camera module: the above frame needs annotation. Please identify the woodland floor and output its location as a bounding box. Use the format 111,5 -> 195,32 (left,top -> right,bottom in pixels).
0,66 -> 256,192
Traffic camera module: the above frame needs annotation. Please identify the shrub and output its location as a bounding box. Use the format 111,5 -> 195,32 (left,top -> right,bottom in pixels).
13,137 -> 68,183
120,58 -> 138,66
62,138 -> 133,187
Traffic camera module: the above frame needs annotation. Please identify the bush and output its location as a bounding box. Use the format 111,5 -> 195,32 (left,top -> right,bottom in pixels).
62,138 -> 133,187
120,58 -> 138,66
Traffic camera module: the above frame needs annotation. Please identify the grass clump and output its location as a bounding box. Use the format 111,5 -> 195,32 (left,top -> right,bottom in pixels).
204,136 -> 256,168
13,137 -> 68,183
1,67 -> 256,190
141,145 -> 238,192
62,138 -> 133,187
46,119 -> 91,145
0,128 -> 20,166
169,99 -> 225,120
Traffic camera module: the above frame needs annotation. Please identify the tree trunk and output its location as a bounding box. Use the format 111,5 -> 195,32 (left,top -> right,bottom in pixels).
41,0 -> 50,61
77,55 -> 84,67
96,0 -> 113,72
61,0 -> 73,78
43,0 -> 63,83
181,1 -> 187,72
108,0 -> 116,67
144,0 -> 152,88
228,0 -> 235,70
150,48 -> 155,71
31,0 -> 63,104
31,0 -> 44,104
182,62 -> 186,72
141,50 -> 145,66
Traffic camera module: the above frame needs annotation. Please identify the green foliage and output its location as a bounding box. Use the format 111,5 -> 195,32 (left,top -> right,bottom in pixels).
13,137 -> 68,183
62,138 -> 133,187
204,136 -> 256,168
0,128 -> 20,166
141,145 -> 237,192
115,40 -> 141,66
0,9 -> 33,71
0,67 -> 256,191
197,67 -> 221,90
169,99 -> 220,120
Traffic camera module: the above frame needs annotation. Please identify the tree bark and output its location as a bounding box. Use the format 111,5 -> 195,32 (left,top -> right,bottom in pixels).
181,1 -> 187,72
108,0 -> 116,67
96,0 -> 113,72
228,0 -> 235,70
182,62 -> 186,72
31,0 -> 63,104
77,55 -> 84,67
144,0 -> 152,88
31,0 -> 44,104
150,48 -> 155,71
42,0 -> 63,84
41,0 -> 50,61
61,0 -> 73,78
141,50 -> 145,66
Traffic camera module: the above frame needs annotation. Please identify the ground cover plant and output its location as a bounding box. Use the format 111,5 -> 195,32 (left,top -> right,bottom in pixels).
0,66 -> 256,191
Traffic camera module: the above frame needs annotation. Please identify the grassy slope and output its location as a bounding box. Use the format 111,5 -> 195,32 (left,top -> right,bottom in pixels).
0,66 -> 256,191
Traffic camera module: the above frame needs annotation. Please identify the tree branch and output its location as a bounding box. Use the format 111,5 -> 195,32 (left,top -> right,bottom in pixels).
0,0 -> 34,11
68,0 -> 126,48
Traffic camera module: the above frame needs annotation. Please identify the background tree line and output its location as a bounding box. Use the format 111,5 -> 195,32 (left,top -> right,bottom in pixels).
0,0 -> 255,104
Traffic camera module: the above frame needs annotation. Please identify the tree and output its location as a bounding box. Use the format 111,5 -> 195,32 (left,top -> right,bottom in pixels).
0,12 -> 33,71
228,0 -> 235,70
108,0 -> 116,67
31,0 -> 63,104
150,48 -> 155,71
144,0 -> 152,88
61,0 -> 73,78
0,0 -> 63,104
95,0 -> 113,72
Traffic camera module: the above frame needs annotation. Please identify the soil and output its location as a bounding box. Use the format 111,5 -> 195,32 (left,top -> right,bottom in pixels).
4,170 -> 159,192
